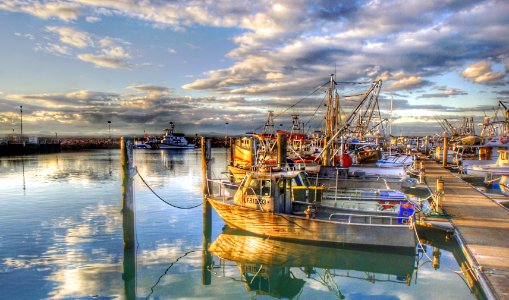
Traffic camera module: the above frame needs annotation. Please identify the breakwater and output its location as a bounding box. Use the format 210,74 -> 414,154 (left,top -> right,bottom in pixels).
0,136 -> 231,156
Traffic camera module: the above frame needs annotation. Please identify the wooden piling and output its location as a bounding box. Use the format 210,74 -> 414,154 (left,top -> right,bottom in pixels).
201,137 -> 212,195
120,136 -> 136,299
121,136 -> 135,248
201,137 -> 212,285
442,132 -> 448,167
435,178 -> 444,213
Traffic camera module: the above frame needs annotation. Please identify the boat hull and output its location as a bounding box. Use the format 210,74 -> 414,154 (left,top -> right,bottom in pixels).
158,143 -> 196,149
208,197 -> 416,249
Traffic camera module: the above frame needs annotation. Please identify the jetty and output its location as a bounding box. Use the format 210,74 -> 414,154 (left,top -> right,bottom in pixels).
420,155 -> 509,299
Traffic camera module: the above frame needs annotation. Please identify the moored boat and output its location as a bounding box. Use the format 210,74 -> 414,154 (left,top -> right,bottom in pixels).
207,170 -> 417,248
159,122 -> 196,149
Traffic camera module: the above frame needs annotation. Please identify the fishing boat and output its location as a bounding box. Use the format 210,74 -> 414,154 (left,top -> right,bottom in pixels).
207,169 -> 417,248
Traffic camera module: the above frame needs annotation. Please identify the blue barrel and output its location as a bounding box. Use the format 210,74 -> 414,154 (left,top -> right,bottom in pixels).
398,202 -> 414,224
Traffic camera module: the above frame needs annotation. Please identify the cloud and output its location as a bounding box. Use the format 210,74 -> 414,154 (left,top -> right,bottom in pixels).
77,53 -> 133,69
417,87 -> 468,98
14,32 -> 35,40
85,15 -> 101,23
388,76 -> 425,91
0,0 -> 80,21
461,60 -> 505,83
35,43 -> 71,56
71,37 -> 134,69
46,26 -> 93,48
128,85 -> 171,94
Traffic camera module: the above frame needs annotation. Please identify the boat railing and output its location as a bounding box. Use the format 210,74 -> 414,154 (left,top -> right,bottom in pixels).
322,200 -> 399,212
328,212 -> 405,226
206,179 -> 235,199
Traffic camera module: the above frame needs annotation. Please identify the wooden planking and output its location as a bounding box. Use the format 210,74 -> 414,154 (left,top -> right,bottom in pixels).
421,155 -> 509,299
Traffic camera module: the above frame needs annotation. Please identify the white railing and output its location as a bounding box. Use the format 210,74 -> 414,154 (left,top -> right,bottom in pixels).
328,213 -> 404,226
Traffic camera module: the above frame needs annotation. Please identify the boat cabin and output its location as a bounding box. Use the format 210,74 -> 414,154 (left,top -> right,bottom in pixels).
233,171 -> 324,214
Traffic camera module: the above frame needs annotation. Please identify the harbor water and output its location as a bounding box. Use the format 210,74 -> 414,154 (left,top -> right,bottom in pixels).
0,149 -> 484,299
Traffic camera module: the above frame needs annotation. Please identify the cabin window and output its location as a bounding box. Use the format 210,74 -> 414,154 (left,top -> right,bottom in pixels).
246,178 -> 260,195
261,180 -> 271,196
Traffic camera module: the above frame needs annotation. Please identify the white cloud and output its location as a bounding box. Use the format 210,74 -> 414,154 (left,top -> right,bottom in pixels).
388,76 -> 424,91
85,15 -> 101,23
35,43 -> 71,56
0,0 -> 80,21
46,26 -> 93,48
77,53 -> 132,69
14,32 -> 35,40
461,60 -> 505,83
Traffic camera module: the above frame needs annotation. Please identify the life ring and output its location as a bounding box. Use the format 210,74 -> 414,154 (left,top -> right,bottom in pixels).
500,136 -> 509,144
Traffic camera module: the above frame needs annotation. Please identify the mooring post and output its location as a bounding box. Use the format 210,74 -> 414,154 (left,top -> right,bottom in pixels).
436,177 -> 444,213
200,137 -> 212,285
277,132 -> 287,168
121,136 -> 135,248
120,136 -> 136,299
442,132 -> 448,167
201,137 -> 212,195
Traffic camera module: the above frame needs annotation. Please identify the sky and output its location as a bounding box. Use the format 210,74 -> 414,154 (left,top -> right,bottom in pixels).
0,0 -> 508,137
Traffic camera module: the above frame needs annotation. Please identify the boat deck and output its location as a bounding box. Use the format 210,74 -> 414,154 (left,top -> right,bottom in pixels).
420,154 -> 509,299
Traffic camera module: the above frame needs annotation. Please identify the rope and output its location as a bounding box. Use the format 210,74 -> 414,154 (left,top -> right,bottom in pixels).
136,170 -> 203,209
146,249 -> 200,299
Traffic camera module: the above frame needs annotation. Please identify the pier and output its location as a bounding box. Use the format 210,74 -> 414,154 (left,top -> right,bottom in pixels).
420,155 -> 509,299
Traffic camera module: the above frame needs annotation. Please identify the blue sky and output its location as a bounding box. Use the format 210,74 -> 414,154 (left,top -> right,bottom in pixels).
0,0 -> 508,137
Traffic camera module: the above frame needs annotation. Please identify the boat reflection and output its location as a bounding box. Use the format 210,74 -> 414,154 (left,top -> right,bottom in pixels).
208,227 -> 417,297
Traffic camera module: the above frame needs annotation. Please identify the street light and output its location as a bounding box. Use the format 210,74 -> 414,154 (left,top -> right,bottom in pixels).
225,122 -> 229,147
107,120 -> 111,139
20,105 -> 23,143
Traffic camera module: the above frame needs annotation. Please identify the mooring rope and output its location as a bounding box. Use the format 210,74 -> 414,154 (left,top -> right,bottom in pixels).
145,249 -> 200,299
136,170 -> 203,209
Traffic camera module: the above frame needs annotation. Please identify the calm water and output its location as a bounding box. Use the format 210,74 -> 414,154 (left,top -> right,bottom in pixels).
0,149 -> 484,299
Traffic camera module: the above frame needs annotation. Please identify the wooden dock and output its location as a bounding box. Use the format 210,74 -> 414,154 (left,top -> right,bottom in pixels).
420,156 -> 509,299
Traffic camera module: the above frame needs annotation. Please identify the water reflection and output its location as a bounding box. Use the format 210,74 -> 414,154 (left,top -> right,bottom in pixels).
208,228 -> 417,298
418,230 -> 486,299
0,149 -> 483,299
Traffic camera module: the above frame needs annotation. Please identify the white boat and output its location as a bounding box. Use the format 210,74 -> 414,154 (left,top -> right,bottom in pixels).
158,122 -> 196,149
134,136 -> 160,149
464,150 -> 509,176
376,154 -> 414,168
348,165 -> 408,178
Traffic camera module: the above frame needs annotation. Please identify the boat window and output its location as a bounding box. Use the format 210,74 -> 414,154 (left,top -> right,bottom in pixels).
261,180 -> 271,196
293,172 -> 310,187
245,178 -> 260,195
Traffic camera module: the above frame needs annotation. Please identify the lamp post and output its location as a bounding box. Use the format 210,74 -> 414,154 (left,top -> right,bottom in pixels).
107,121 -> 111,139
20,105 -> 23,143
225,122 -> 229,147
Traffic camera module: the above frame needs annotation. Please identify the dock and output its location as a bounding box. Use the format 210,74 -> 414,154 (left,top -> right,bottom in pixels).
420,155 -> 509,299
